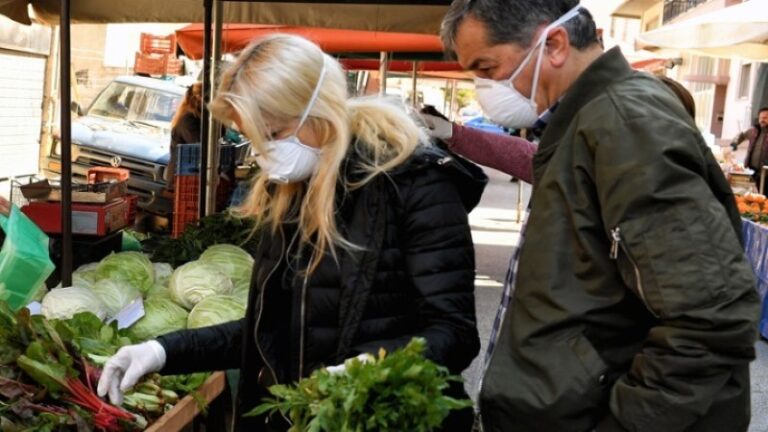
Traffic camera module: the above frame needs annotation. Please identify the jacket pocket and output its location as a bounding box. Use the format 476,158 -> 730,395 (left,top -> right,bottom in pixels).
609,205 -> 730,319
569,333 -> 609,390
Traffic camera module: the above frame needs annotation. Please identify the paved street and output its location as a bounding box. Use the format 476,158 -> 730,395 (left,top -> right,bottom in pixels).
463,166 -> 768,430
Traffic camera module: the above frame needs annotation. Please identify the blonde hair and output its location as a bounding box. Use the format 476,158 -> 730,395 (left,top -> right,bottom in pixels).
209,34 -> 427,272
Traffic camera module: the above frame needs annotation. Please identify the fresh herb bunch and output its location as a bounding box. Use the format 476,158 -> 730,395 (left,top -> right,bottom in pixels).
248,338 -> 472,432
141,213 -> 258,267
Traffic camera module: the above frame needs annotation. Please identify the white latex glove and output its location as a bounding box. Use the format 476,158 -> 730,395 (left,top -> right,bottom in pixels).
326,353 -> 375,375
420,113 -> 454,140
97,340 -> 166,405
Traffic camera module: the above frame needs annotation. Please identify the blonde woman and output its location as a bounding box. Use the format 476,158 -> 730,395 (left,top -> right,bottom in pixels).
98,35 -> 486,431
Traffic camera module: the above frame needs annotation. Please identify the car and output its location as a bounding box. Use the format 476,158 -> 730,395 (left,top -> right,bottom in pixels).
43,76 -> 186,216
463,115 -> 509,136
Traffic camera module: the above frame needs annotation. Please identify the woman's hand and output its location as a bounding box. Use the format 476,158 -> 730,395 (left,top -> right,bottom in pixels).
0,196 -> 10,216
97,341 -> 166,404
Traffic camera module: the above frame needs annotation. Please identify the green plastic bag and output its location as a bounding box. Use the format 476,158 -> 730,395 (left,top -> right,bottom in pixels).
121,231 -> 142,252
0,205 -> 55,311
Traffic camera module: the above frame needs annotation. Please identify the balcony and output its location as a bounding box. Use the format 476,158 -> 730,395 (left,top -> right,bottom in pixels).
663,0 -> 709,24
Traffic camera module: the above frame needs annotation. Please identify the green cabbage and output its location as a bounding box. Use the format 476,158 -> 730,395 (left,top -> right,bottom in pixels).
169,261 -> 233,310
187,295 -> 246,329
90,279 -> 141,317
232,279 -> 250,305
147,283 -> 172,300
198,244 -> 254,284
74,262 -> 100,283
153,263 -> 174,287
96,252 -> 155,293
128,297 -> 188,341
41,287 -> 107,321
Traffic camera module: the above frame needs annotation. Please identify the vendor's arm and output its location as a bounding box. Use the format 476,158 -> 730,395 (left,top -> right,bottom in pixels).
156,319 -> 244,374
350,166 -> 480,374
591,115 -> 760,431
730,128 -> 755,149
448,124 -> 536,183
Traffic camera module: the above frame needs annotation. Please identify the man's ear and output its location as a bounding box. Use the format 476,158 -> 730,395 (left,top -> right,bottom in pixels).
545,26 -> 570,69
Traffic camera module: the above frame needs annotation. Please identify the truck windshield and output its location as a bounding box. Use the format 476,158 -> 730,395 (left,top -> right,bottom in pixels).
88,82 -> 181,126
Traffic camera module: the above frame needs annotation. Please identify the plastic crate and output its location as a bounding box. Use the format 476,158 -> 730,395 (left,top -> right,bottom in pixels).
172,175 -> 199,239
140,33 -> 177,55
176,143 -> 237,176
134,52 -> 183,77
87,167 -> 129,184
125,194 -> 138,226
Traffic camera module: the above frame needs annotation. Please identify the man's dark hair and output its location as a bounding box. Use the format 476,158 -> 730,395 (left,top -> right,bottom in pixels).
760,107 -> 768,114
441,0 -> 599,59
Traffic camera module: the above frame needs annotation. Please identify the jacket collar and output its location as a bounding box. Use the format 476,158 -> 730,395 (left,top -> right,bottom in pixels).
533,47 -> 634,173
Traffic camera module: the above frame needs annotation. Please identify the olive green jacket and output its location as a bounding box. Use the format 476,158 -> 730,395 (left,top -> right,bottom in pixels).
479,47 -> 760,432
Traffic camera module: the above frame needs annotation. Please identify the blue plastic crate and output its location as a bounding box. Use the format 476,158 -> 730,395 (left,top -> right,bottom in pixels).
175,143 -> 236,176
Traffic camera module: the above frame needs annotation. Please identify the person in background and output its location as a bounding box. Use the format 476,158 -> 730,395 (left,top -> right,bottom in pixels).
97,34 -> 485,432
165,82 -> 203,185
441,0 -> 760,431
420,75 -> 696,184
731,107 -> 768,183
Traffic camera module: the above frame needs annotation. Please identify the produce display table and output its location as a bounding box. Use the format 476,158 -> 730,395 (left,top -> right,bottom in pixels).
146,371 -> 227,432
742,219 -> 768,339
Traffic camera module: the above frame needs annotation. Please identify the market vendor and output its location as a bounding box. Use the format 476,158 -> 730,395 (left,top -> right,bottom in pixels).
98,34 -> 486,432
731,106 -> 768,183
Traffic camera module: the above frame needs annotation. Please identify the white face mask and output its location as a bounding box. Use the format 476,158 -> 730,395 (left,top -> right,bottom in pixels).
475,5 -> 583,129
256,58 -> 327,184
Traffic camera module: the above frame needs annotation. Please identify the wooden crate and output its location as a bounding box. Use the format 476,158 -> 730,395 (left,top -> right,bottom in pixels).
134,52 -> 183,77
145,371 -> 226,432
140,33 -> 177,55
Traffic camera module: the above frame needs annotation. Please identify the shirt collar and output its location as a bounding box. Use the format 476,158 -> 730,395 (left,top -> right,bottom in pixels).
530,101 -> 560,138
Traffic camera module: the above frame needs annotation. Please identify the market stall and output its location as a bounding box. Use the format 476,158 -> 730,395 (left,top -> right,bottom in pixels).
0,0 -> 462,429
742,217 -> 768,339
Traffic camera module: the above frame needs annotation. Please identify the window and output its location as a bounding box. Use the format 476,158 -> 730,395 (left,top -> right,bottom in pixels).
739,64 -> 752,99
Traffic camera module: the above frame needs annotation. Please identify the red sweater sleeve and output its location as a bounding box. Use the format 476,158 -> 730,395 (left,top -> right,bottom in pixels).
447,124 -> 537,183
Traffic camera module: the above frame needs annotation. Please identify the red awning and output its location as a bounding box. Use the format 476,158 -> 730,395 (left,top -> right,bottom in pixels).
176,23 -> 446,59
630,58 -> 667,72
340,59 -> 463,72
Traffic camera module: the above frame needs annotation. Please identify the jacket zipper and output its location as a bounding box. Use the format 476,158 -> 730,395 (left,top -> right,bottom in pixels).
610,227 -> 659,318
253,229 -> 286,390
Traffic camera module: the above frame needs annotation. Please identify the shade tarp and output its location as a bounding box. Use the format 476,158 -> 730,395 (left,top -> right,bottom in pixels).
176,23 -> 447,59
637,0 -> 768,61
0,0 -> 449,34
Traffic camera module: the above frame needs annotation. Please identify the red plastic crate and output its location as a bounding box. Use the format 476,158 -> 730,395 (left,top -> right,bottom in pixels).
140,33 -> 177,55
125,194 -> 138,226
87,167 -> 130,184
21,198 -> 129,236
172,175 -> 199,238
134,52 -> 183,77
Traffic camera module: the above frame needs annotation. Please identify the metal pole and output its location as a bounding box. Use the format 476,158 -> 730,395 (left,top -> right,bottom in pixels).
411,61 -> 418,107
199,0 -> 213,219
448,79 -> 458,121
205,0 -> 223,215
60,0 -> 73,287
378,51 -> 388,96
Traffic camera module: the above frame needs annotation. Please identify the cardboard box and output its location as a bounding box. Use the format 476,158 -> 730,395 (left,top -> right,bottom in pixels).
21,198 -> 129,236
20,180 -> 127,204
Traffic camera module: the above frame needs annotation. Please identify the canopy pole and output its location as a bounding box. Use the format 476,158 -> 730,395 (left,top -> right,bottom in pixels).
411,61 -> 418,107
205,0 -> 223,216
199,0 -> 213,219
378,51 -> 388,96
60,0 -> 72,287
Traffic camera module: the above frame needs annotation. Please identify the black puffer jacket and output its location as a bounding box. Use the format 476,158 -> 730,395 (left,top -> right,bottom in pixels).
157,145 -> 487,431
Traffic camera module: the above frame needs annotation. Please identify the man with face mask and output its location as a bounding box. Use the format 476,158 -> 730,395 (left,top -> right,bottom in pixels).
441,1 -> 760,431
